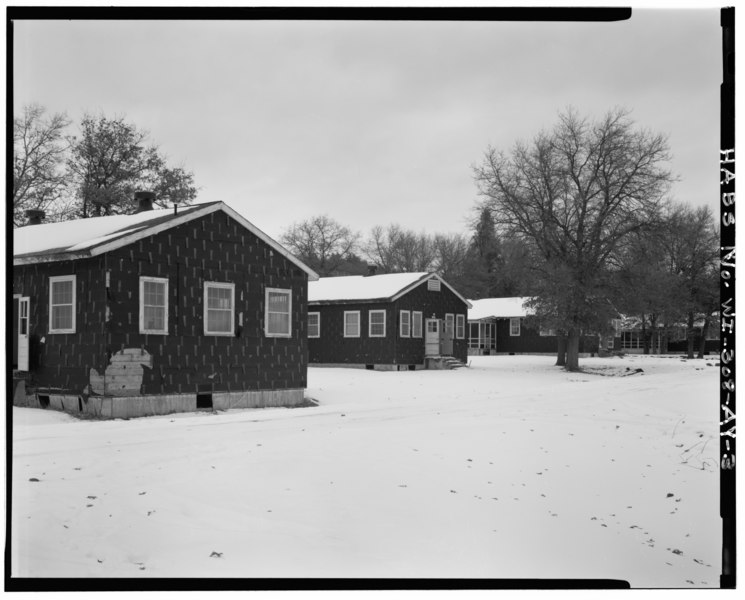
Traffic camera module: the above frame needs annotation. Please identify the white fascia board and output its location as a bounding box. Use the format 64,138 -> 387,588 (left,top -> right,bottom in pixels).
391,273 -> 472,308
13,202 -> 320,281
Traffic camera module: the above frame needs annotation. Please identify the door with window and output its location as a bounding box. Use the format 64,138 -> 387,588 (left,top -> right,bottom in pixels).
425,318 -> 440,357
17,297 -> 30,371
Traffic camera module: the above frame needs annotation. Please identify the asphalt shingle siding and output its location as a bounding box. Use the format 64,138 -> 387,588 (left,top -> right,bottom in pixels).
13,211 -> 308,396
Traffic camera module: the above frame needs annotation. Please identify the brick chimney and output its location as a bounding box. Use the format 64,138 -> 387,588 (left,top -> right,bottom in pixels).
134,191 -> 156,213
366,264 -> 378,277
25,209 -> 45,225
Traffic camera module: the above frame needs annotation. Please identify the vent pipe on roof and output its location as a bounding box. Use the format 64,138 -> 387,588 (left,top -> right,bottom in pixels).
134,191 -> 156,213
366,264 -> 378,277
25,209 -> 46,225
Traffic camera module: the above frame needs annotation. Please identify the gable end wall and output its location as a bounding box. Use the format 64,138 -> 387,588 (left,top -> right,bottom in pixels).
12,211 -> 309,397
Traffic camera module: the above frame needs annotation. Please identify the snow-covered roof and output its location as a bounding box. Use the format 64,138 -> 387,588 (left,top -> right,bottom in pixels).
13,201 -> 319,280
309,272 -> 471,306
468,297 -> 533,320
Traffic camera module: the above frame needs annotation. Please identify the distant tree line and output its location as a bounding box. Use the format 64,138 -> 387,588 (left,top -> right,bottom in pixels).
279,211 -> 537,300
13,104 -> 198,226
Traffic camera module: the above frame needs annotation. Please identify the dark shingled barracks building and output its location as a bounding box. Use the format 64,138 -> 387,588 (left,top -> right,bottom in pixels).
12,196 -> 319,418
307,272 -> 471,370
467,297 -> 599,356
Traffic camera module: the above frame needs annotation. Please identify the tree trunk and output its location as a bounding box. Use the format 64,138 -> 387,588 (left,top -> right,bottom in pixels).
555,335 -> 567,367
566,328 -> 580,371
686,311 -> 696,358
698,316 -> 710,359
641,313 -> 649,355
648,315 -> 657,354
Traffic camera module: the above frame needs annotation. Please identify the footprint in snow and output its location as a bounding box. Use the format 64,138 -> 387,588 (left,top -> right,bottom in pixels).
87,496 -> 97,500
29,478 -> 40,482
210,551 -> 223,558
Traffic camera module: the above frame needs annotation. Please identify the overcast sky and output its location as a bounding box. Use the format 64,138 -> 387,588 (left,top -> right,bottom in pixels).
13,8 -> 722,241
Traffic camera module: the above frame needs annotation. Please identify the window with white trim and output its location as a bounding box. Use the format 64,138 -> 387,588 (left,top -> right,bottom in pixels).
456,314 -> 465,339
412,311 -> 423,338
510,318 -> 521,336
265,288 -> 292,337
539,327 -> 557,337
400,310 -> 411,337
204,282 -> 235,335
140,276 -> 168,334
369,310 -> 386,337
344,311 -> 360,337
445,313 -> 455,337
308,312 -> 320,338
49,275 -> 76,333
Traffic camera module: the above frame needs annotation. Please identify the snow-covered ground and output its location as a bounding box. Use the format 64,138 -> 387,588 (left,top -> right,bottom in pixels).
9,355 -> 721,587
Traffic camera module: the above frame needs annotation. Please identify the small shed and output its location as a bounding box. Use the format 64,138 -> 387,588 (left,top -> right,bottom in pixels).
12,198 -> 319,418
467,297 -> 599,355
308,272 -> 471,370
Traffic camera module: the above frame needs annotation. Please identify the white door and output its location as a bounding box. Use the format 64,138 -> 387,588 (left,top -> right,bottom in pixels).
425,318 -> 440,357
18,297 -> 30,371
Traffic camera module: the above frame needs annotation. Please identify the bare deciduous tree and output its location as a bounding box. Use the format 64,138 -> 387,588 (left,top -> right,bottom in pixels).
475,108 -> 675,370
68,113 -> 197,217
365,224 -> 437,273
280,215 -> 360,276
13,104 -> 73,226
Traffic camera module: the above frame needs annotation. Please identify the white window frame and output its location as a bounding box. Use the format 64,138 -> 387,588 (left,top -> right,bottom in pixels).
412,311 -> 423,338
445,313 -> 455,337
308,311 -> 320,338
265,287 -> 292,338
344,311 -> 361,338
539,327 -> 556,337
369,309 -> 386,338
139,276 -> 169,335
400,310 -> 411,338
49,275 -> 76,334
510,318 -> 521,337
455,314 -> 465,339
204,281 -> 235,336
